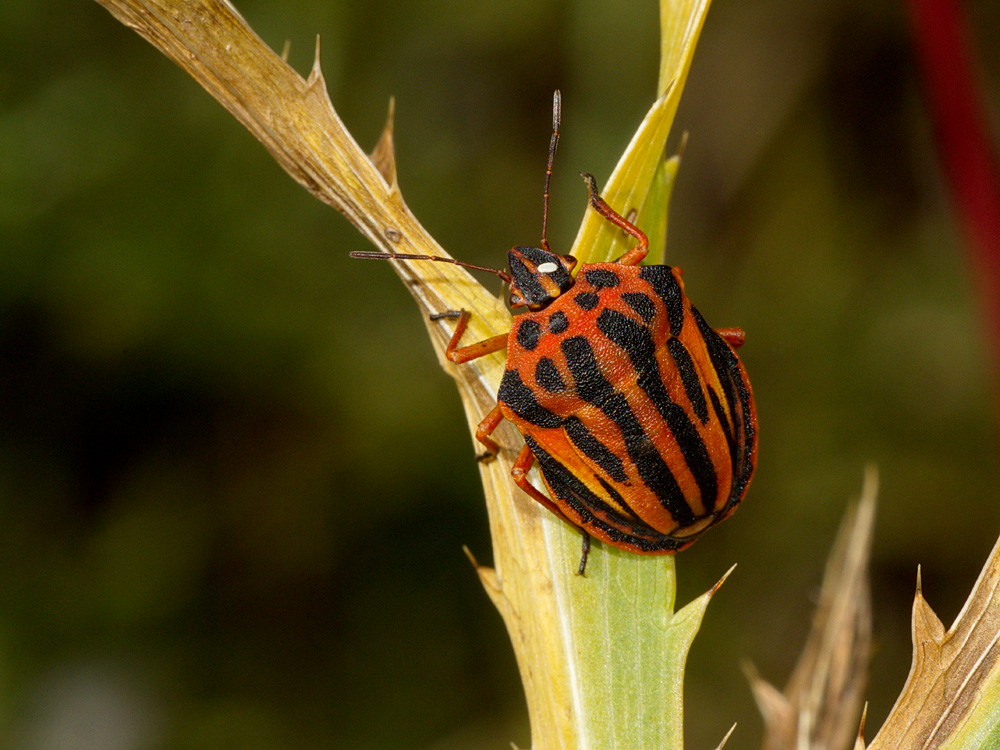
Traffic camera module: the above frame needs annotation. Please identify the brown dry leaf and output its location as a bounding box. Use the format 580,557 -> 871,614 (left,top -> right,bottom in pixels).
714,723 -> 738,749
867,516 -> 1000,748
853,704 -> 869,750
748,467 -> 876,750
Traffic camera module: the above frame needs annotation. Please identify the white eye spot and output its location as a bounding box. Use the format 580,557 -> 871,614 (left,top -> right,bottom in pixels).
536,262 -> 559,274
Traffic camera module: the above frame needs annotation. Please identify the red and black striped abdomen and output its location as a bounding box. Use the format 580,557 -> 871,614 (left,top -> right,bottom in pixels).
496,263 -> 757,553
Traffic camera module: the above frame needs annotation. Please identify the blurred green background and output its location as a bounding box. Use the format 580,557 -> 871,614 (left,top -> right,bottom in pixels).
2,0 -> 999,747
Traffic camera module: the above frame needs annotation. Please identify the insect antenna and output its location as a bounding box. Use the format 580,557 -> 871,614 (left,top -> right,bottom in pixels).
349,251 -> 512,284
540,90 -> 561,253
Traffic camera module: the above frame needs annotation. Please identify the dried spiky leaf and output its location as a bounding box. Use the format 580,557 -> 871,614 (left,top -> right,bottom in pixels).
854,704 -> 868,750
715,723 -> 738,750
867,521 -> 1000,749
369,97 -> 398,189
748,468 -> 876,750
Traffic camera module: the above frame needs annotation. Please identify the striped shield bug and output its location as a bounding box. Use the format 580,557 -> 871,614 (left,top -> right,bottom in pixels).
353,92 -> 757,573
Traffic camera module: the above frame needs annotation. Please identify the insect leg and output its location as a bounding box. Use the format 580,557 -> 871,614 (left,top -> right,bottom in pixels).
474,404 -> 505,459
580,172 -> 649,266
431,310 -> 509,364
577,532 -> 591,576
510,444 -> 569,518
715,327 -> 746,349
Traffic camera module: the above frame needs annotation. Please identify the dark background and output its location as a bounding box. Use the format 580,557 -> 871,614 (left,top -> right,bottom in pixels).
2,0 -> 999,747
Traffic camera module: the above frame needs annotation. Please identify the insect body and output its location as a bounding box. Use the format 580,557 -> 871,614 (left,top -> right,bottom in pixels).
353,93 -> 756,568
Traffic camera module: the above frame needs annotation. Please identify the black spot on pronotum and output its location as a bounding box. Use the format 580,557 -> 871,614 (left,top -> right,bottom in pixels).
584,269 -> 620,289
516,320 -> 542,350
573,292 -> 599,311
621,292 -> 656,324
548,310 -> 569,334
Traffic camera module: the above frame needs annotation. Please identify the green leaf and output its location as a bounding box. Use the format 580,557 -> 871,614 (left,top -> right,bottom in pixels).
540,531 -> 729,750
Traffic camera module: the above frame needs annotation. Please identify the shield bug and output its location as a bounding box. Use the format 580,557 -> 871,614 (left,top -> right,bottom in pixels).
353,92 -> 757,572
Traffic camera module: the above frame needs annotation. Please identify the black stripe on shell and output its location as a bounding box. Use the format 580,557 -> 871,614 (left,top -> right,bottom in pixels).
691,307 -> 755,505
561,334 -> 697,527
595,309 -> 718,514
564,416 -> 628,482
524,434 -> 689,552
639,265 -> 684,336
497,368 -> 563,428
667,337 -> 709,424
534,357 -> 566,393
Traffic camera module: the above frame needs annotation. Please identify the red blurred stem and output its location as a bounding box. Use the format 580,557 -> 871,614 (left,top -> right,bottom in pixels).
907,0 -> 1000,361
